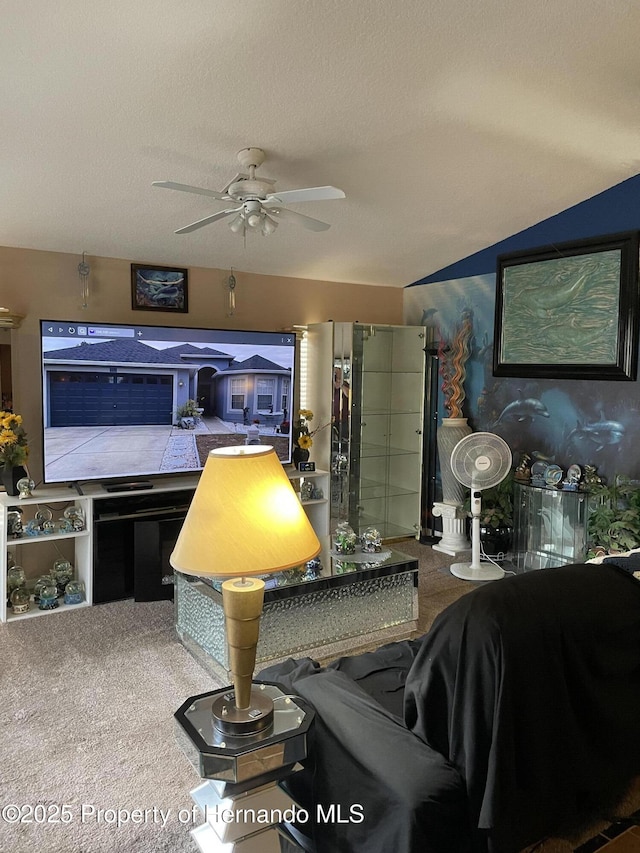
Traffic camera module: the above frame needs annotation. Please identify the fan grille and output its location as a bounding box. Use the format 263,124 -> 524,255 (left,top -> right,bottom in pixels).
450,432 -> 512,489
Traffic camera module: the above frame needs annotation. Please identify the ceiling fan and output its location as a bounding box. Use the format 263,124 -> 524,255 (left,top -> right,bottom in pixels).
153,147 -> 345,237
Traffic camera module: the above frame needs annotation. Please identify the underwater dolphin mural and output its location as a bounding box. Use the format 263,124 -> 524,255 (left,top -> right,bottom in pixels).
494,397 -> 550,426
567,417 -> 625,452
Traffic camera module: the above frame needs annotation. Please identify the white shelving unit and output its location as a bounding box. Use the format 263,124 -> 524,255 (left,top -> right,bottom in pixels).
287,467 -> 330,538
1,488 -> 93,623
1,468 -> 330,624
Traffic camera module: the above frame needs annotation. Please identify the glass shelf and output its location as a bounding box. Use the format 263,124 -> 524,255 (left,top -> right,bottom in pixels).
359,442 -> 420,458
357,477 -> 418,500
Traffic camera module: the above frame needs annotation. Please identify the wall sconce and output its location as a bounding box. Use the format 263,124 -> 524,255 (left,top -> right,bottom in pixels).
225,269 -> 237,316
0,308 -> 24,329
78,252 -> 90,309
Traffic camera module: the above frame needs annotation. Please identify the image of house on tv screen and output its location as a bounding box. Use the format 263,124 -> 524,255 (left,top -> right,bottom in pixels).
40,327 -> 295,484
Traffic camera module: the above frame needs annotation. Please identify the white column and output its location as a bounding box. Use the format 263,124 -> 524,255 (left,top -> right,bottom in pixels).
432,501 -> 469,556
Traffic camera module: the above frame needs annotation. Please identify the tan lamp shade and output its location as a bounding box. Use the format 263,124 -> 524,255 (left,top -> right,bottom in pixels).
170,445 -> 321,578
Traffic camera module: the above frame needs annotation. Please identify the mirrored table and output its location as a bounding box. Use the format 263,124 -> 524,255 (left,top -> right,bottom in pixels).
174,537 -> 419,681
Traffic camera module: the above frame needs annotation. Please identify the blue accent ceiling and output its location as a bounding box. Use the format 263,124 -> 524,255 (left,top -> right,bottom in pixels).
408,173 -> 640,287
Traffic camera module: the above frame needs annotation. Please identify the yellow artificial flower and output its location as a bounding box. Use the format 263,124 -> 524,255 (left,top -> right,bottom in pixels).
0,410 -> 28,468
297,433 -> 313,450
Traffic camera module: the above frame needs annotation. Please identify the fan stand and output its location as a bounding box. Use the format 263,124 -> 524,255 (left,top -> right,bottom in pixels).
450,493 -> 505,582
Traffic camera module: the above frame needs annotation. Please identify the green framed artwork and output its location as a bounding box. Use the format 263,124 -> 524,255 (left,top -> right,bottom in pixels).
493,231 -> 640,380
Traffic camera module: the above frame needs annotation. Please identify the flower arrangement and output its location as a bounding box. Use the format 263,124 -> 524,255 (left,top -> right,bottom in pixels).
293,409 -> 330,450
0,411 -> 28,469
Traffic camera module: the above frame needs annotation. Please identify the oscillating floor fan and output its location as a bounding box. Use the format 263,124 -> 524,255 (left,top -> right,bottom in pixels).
449,432 -> 513,582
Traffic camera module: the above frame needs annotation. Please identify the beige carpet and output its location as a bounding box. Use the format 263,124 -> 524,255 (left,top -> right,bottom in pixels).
0,542 -> 468,853
0,599 -> 221,853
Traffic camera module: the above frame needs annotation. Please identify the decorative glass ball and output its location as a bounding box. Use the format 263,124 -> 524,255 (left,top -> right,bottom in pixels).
360,526 -> 382,553
38,583 -> 59,610
33,574 -> 57,603
64,580 -> 85,605
7,565 -> 26,592
7,565 -> 26,606
16,477 -> 35,499
333,522 -> 357,555
34,507 -> 53,527
63,506 -> 85,531
10,586 -> 30,614
52,558 -> 73,594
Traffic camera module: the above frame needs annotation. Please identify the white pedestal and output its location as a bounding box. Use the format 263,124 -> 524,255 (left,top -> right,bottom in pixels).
432,502 -> 469,556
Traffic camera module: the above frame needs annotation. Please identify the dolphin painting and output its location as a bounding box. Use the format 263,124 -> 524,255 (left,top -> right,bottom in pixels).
567,417 -> 624,452
494,396 -> 550,426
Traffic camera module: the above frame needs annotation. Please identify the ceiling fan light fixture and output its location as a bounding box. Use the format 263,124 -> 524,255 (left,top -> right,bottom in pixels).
229,213 -> 245,234
262,214 -> 278,236
155,146 -> 345,236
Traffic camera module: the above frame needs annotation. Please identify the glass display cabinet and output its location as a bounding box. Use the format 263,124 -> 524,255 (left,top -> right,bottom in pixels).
305,322 -> 426,540
513,483 -> 588,570
348,323 -> 426,539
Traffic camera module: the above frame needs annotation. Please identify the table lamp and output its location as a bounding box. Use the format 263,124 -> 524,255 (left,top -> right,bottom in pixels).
170,445 -> 320,737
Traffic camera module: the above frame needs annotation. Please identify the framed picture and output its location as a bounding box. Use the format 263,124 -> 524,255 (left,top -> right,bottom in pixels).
493,231 -> 640,380
131,263 -> 188,313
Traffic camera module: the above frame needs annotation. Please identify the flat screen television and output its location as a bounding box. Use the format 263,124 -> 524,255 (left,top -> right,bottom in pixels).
39,319 -> 296,485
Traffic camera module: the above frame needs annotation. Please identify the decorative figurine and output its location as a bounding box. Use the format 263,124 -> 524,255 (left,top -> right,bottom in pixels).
514,453 -> 532,483
333,522 -> 357,555
581,464 -> 604,490
562,463 -> 582,491
7,509 -> 23,538
360,526 -> 382,553
530,461 -> 549,489
300,481 -> 314,501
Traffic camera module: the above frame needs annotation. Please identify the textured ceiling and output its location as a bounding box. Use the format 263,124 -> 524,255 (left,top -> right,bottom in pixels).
2,0 -> 640,287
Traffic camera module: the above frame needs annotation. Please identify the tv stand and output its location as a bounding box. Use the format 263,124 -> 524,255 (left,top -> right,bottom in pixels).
0,470 -> 329,623
0,476 -> 200,622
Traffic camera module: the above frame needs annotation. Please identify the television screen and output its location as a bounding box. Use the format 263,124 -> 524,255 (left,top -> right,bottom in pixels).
40,320 -> 296,485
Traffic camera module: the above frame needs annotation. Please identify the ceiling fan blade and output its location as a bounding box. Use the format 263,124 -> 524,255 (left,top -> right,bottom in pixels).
265,186 -> 345,204
174,208 -> 239,234
153,181 -> 230,201
269,206 -> 331,231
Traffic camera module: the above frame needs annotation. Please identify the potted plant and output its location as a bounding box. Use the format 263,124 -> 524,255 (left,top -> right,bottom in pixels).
0,410 -> 29,495
464,469 -> 515,556
586,475 -> 640,557
175,399 -> 199,428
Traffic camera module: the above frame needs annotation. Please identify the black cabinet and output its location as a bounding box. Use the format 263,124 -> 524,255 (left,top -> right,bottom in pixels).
92,489 -> 194,604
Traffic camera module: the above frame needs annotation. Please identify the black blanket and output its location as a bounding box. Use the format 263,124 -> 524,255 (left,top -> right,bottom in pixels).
404,562 -> 640,851
259,646 -> 470,853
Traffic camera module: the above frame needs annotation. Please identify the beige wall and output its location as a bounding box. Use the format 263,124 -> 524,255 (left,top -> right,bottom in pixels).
0,245 -> 402,482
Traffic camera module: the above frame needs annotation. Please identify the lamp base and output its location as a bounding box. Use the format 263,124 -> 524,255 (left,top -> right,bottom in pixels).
212,688 -> 274,737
